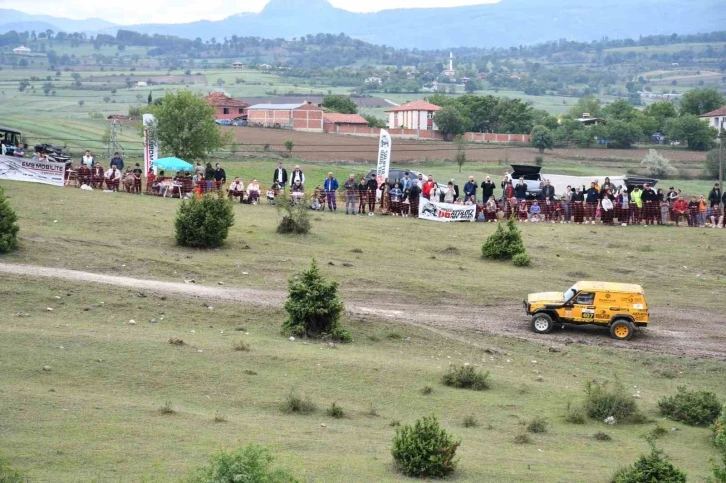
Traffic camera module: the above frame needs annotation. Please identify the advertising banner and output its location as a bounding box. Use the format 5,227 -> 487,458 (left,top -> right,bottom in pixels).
375,129 -> 391,186
142,113 -> 158,177
419,199 -> 476,222
0,155 -> 65,186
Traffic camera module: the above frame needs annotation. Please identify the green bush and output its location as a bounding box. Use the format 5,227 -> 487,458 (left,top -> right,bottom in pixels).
534,155 -> 544,166
482,217 -> 526,260
174,193 -> 234,248
281,260 -> 350,341
585,381 -> 641,423
186,444 -> 298,483
565,401 -> 586,424
611,444 -> 686,483
276,193 -> 311,234
658,387 -> 722,426
281,392 -> 316,415
391,415 -> 460,478
0,187 -> 20,254
527,417 -> 548,434
713,409 -> 726,482
326,402 -> 345,419
512,252 -> 531,267
706,149 -> 724,180
442,365 -> 490,391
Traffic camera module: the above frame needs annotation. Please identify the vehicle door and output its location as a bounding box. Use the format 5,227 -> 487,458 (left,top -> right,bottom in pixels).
568,292 -> 596,322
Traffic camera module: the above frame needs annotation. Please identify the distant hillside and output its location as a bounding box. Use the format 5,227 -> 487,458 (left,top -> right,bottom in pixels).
109,0 -> 726,49
0,8 -> 116,34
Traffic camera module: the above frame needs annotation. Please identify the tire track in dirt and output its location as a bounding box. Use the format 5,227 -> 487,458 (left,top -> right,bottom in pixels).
2,262 -> 724,360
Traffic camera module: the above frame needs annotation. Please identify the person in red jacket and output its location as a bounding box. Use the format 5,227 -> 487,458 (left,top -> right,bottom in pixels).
672,196 -> 689,226
422,176 -> 435,200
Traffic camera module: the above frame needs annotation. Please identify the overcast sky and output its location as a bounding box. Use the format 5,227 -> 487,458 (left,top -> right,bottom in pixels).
2,0 -> 499,24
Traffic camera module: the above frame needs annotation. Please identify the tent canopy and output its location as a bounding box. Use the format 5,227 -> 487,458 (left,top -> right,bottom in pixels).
155,157 -> 193,172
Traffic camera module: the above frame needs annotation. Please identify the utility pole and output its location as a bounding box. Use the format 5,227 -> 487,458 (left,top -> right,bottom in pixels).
719,118 -> 724,210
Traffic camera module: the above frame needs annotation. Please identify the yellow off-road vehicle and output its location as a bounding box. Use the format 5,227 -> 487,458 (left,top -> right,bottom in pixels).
524,281 -> 649,341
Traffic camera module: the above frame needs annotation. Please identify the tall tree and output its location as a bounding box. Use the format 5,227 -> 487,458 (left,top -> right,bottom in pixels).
643,101 -> 678,132
530,125 -> 554,153
679,88 -> 725,116
665,115 -> 717,151
321,95 -> 357,114
146,90 -> 227,161
434,106 -> 469,139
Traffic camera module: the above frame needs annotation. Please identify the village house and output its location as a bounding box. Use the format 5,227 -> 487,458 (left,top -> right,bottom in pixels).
232,61 -> 245,69
699,105 -> 726,132
205,92 -> 250,121
247,102 -> 323,132
386,100 -> 441,131
365,77 -> 383,85
323,113 -> 369,133
12,45 -> 31,54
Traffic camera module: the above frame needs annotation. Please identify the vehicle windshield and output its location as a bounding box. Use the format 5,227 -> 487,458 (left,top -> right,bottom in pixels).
563,286 -> 577,302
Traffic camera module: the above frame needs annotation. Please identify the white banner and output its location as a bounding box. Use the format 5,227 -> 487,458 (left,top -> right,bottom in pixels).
143,113 -> 158,177
0,155 -> 65,186
375,129 -> 391,186
419,199 -> 476,222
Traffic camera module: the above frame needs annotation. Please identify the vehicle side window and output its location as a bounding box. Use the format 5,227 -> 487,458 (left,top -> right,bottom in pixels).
575,292 -> 595,305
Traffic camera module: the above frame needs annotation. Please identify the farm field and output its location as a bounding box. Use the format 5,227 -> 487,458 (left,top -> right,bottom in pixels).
1,180 -> 726,482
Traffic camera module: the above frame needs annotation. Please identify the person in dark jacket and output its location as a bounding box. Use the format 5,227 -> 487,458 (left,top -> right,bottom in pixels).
365,177 -> 378,215
640,183 -> 659,225
584,182 -> 599,223
409,182 -> 421,218
357,177 -> 368,215
323,172 -> 339,212
214,163 -> 227,191
540,179 -> 555,201
463,176 -> 477,202
110,152 -> 124,171
273,163 -> 288,188
514,178 -> 527,201
572,187 -> 585,224
708,183 -> 722,208
480,176 -> 496,201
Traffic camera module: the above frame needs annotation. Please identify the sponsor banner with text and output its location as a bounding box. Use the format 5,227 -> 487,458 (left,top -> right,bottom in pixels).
419,199 -> 476,222
142,113 -> 158,177
375,129 -> 391,186
0,155 -> 65,186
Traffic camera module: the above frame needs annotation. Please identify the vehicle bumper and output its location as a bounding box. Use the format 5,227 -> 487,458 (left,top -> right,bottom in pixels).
523,299 -> 531,315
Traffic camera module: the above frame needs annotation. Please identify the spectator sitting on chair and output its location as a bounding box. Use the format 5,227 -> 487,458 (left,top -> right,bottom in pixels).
104,165 -> 121,191
672,196 -> 688,226
687,196 -> 699,227
710,203 -> 724,228
291,180 -> 305,204
518,200 -> 529,221
13,144 -> 26,157
529,200 -> 543,222
485,196 -> 497,222
247,178 -> 260,205
310,185 -> 324,210
122,168 -> 135,193
228,177 -> 245,202
214,163 -> 227,191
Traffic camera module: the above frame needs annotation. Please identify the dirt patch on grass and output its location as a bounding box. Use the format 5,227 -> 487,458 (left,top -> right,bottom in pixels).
2,262 -> 724,360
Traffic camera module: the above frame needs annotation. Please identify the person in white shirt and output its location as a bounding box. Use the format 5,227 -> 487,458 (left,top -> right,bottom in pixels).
81,150 -> 94,168
247,178 -> 261,205
290,165 -> 305,186
104,166 -> 120,191
228,177 -> 245,202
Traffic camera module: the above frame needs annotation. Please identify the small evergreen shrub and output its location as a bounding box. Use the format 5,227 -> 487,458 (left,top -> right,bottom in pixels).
658,387 -> 722,426
611,444 -> 686,483
512,252 -> 531,267
585,380 -> 641,423
186,444 -> 298,483
391,415 -> 460,478
442,365 -> 490,391
282,392 -> 316,415
527,417 -> 548,434
276,193 -> 311,234
482,217 -> 526,261
326,402 -> 345,419
174,194 -> 234,248
0,187 -> 20,254
281,260 -> 350,342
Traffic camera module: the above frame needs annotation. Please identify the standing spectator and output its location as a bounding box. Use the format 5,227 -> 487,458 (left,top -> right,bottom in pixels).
415,172 -> 424,189
400,172 -> 413,192
617,186 -> 630,226
514,178 -> 527,201
601,188 -> 615,225
444,181 -> 456,203
409,181 -> 421,218
133,163 -> 143,194
667,186 -> 678,206
688,196 -> 700,227
82,150 -> 94,168
228,177 -> 245,202
504,180 -> 514,200
247,179 -> 261,205
501,169 -> 512,196
273,163 -> 288,188
584,182 -> 599,224
343,174 -> 356,215
110,152 -> 124,171
390,182 -> 403,216
601,177 -> 614,192
214,163 -> 227,191
290,165 -> 305,186
672,196 -> 688,226
379,177 -> 391,214
450,179 -> 460,201
708,183 -> 722,208
542,197 -> 554,222
572,187 -> 585,224
357,177 -> 368,215
422,176 -> 435,200
485,196 -> 497,222
562,185 -> 572,222
659,190 -> 670,225
698,194 -> 708,227
463,176 -> 477,202
323,172 -> 339,213
204,163 -> 215,192
195,162 -> 205,179
540,179 -> 555,202
631,185 -> 642,224
641,183 -> 659,226
481,176 -> 496,202
365,176 -> 377,215
429,179 -> 441,202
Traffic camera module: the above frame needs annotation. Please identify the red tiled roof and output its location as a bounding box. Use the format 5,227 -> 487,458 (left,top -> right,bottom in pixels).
323,113 -> 368,124
699,106 -> 726,117
386,100 -> 442,113
206,92 -> 249,108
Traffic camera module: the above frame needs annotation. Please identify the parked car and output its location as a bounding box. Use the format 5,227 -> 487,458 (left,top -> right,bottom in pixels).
362,168 -> 449,201
523,281 -> 649,341
0,126 -> 22,155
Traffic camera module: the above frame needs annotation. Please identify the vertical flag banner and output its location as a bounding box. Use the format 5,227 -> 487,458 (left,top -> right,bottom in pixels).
143,113 -> 158,177
376,129 -> 391,186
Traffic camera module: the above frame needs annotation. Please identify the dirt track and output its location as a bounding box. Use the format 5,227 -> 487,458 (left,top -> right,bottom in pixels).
2,262 -> 724,360
227,126 -> 708,164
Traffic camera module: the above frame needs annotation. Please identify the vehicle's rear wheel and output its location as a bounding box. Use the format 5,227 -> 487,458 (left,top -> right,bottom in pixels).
610,319 -> 634,341
531,313 -> 554,334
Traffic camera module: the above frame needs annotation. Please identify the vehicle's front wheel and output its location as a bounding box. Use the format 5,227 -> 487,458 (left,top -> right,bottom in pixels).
610,319 -> 634,341
531,313 -> 554,334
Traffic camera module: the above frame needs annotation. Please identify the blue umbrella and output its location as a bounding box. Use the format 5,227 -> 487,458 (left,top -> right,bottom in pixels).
155,157 -> 193,172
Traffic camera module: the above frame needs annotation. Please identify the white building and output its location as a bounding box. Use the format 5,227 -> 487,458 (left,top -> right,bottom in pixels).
699,106 -> 726,131
386,100 -> 441,130
12,45 -> 31,54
